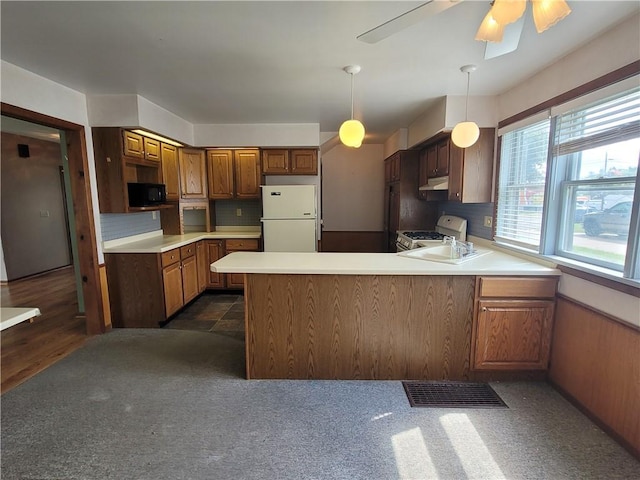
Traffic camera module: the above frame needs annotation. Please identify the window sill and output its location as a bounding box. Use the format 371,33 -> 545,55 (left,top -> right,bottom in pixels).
490,240 -> 640,298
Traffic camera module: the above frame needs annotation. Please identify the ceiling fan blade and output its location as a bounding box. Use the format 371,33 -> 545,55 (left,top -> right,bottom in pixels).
357,0 -> 464,44
484,15 -> 525,59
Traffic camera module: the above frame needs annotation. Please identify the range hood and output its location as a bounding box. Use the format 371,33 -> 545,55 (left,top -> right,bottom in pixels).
419,176 -> 449,191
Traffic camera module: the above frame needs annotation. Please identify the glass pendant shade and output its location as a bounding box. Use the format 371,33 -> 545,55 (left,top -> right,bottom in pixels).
451,121 -> 480,149
339,119 -> 365,148
339,65 -> 365,148
532,0 -> 572,33
475,11 -> 505,42
490,0 -> 527,25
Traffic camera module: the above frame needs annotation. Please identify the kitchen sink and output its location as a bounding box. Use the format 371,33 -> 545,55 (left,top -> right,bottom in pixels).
397,244 -> 492,264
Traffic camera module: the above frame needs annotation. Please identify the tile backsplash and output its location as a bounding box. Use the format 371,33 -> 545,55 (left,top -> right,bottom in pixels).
214,199 -> 261,226
100,212 -> 160,241
438,202 -> 494,240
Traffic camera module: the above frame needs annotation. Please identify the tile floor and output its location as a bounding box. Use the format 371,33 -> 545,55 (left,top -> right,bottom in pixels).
163,292 -> 245,341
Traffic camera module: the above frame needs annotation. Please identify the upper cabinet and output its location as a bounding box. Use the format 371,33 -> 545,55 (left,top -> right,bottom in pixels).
448,128 -> 494,203
179,148 -> 207,199
207,149 -> 261,199
262,148 -> 318,175
92,127 -> 163,213
418,128 -> 495,203
160,143 -> 179,201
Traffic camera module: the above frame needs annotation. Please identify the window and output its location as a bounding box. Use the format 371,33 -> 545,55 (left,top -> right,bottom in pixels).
496,83 -> 640,280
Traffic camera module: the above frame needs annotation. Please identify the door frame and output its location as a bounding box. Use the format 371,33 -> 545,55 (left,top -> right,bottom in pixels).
1,102 -> 107,335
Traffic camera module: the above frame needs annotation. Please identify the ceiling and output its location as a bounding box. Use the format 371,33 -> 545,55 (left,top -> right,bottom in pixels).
1,1 -> 639,144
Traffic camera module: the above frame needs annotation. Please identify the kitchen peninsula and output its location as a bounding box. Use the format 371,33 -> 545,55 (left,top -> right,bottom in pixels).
211,248 -> 560,381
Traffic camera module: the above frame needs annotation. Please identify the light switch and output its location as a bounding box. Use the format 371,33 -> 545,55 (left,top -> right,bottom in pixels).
236,208 -> 242,217
40,210 -> 50,218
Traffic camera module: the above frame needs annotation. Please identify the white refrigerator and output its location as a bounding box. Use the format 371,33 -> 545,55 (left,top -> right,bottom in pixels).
261,185 -> 317,252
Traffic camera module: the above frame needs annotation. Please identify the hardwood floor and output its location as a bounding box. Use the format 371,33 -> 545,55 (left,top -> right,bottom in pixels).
1,266 -> 87,394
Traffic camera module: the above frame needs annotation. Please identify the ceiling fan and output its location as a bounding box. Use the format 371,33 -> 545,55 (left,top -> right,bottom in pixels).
357,0 -> 557,60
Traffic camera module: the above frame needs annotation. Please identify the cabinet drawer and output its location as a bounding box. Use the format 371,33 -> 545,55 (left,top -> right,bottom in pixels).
180,244 -> 196,259
161,249 -> 180,268
478,277 -> 557,299
225,238 -> 259,251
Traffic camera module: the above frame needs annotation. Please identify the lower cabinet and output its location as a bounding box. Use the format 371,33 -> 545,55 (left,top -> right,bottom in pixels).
205,238 -> 260,290
206,240 -> 226,288
472,276 -> 558,371
161,245 -> 199,318
105,237 -> 261,327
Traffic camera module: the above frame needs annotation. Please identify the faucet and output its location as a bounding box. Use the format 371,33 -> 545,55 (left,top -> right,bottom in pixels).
443,236 -> 475,259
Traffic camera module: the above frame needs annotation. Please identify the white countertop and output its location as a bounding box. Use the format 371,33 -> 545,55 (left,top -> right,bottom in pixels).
0,307 -> 41,331
103,228 -> 261,254
210,248 -> 560,276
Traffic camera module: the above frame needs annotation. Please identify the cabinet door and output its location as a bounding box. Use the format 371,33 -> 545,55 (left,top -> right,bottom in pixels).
262,149 -> 289,174
196,240 -> 208,293
474,299 -> 555,370
179,148 -> 207,199
163,261 -> 184,318
161,143 -> 180,201
181,254 -> 199,305
207,149 -> 234,199
143,137 -> 161,162
227,272 -> 245,289
384,159 -> 392,184
207,240 -> 226,288
436,139 -> 449,176
123,131 -> 145,159
426,144 -> 438,178
234,149 -> 261,198
390,153 -> 401,182
290,149 -> 318,175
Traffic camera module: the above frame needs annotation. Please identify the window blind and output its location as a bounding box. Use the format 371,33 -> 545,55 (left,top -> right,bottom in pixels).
553,87 -> 640,157
495,119 -> 551,249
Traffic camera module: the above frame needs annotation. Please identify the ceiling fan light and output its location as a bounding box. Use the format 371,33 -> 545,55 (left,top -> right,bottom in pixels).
451,121 -> 480,149
490,0 -> 527,25
339,119 -> 365,148
532,0 -> 571,33
475,11 -> 505,43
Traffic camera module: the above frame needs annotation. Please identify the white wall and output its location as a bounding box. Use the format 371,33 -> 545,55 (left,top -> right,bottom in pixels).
194,123 -> 320,147
321,143 -> 385,231
1,60 -> 104,263
498,13 -> 640,121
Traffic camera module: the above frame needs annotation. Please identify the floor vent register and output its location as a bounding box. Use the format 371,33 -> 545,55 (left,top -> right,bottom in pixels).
402,381 -> 508,408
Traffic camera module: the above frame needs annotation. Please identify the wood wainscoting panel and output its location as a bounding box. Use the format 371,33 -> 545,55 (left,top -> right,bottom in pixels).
320,231 -> 385,253
245,274 -> 474,380
549,297 -> 640,456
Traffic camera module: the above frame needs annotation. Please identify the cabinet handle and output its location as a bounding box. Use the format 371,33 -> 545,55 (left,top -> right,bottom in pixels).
482,307 -> 487,312
456,193 -> 460,197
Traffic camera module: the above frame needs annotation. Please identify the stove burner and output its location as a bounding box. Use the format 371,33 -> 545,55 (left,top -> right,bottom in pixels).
402,231 -> 445,241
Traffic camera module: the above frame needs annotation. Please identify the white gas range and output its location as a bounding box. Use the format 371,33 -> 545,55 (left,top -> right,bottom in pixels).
396,215 -> 468,252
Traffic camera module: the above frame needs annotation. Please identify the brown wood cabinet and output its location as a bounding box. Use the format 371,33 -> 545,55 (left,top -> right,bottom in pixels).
196,240 -> 208,294
383,150 -> 438,252
92,127 -> 164,213
161,143 -> 180,201
207,149 -> 261,199
472,276 -> 557,371
161,245 -> 198,318
122,130 -> 161,162
262,149 -> 317,175
448,128 -> 494,203
206,240 -> 226,288
224,238 -> 259,288
179,148 -> 207,199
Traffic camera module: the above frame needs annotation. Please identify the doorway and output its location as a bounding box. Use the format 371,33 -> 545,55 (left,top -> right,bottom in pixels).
1,103 -> 106,335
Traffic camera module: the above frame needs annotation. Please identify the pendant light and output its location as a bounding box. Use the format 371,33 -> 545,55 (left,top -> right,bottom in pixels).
339,65 -> 365,148
451,65 -> 480,149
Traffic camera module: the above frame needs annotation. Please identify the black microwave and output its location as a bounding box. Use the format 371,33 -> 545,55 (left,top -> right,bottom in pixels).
127,183 -> 167,207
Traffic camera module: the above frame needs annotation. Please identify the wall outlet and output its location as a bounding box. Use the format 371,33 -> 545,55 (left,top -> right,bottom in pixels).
236,208 -> 242,217
484,216 -> 493,228
152,211 -> 157,220
39,210 -> 50,218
